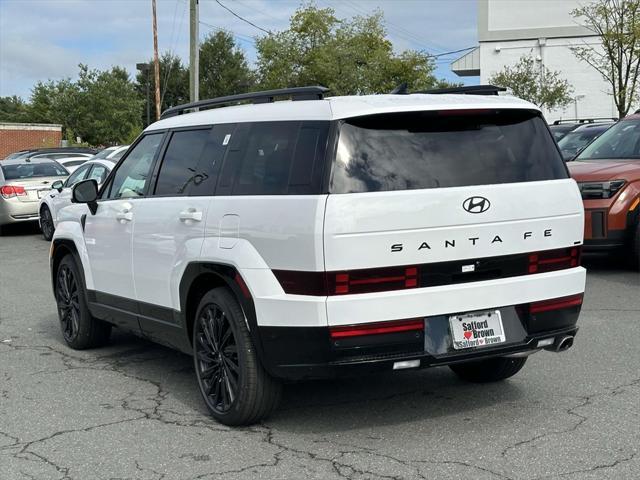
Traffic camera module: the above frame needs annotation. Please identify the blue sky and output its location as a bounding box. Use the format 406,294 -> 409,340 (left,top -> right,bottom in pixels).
0,0 -> 478,99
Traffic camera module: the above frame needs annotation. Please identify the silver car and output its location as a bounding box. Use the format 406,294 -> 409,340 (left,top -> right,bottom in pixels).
0,158 -> 69,233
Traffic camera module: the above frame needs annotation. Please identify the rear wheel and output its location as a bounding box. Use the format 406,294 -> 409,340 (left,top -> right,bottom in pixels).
40,205 -> 54,241
449,356 -> 527,383
193,287 -> 281,426
55,255 -> 111,349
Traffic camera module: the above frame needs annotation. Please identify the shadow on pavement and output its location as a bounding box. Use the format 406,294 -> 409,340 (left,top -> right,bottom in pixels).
0,221 -> 42,237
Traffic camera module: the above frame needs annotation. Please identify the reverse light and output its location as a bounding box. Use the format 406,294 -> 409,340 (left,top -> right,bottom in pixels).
536,338 -> 555,348
329,319 -> 424,339
0,185 -> 27,198
528,247 -> 581,274
530,294 -> 584,314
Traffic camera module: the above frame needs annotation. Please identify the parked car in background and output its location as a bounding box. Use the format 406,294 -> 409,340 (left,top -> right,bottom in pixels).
549,118 -> 616,142
56,156 -> 93,173
3,147 -> 97,161
39,159 -> 115,240
567,114 -> 640,268
557,123 -> 613,161
90,145 -> 129,161
0,158 -> 69,233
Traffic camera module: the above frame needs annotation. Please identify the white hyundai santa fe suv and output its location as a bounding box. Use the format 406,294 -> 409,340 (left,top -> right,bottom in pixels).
50,86 -> 586,425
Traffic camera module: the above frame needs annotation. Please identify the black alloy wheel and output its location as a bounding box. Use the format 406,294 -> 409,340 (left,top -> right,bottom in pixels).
41,206 -> 54,241
193,287 -> 281,426
57,263 -> 80,343
195,303 -> 240,414
54,255 -> 111,349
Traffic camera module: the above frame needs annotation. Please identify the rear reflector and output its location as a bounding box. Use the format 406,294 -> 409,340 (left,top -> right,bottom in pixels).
530,294 -> 583,314
0,185 -> 27,198
329,319 -> 424,339
529,247 -> 581,274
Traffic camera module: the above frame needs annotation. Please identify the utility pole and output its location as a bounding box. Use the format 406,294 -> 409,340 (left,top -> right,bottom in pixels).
152,0 -> 161,120
189,0 -> 199,103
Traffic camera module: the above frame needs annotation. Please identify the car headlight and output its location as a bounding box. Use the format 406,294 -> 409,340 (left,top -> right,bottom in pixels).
578,180 -> 626,199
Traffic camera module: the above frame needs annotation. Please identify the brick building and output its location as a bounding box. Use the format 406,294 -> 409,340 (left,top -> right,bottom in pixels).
0,122 -> 63,159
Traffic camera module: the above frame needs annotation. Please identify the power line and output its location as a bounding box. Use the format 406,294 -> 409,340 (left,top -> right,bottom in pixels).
199,20 -> 257,45
213,0 -> 271,35
430,46 -> 476,59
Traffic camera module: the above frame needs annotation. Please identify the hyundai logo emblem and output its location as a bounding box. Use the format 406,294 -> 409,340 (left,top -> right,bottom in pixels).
463,196 -> 491,213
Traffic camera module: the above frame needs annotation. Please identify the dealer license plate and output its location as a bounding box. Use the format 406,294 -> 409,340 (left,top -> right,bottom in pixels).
449,310 -> 506,350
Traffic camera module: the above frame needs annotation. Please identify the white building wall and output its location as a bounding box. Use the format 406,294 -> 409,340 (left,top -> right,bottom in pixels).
468,0 -> 621,122
479,38 -> 617,122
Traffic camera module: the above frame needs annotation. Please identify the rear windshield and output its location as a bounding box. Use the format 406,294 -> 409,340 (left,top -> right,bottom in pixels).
1,162 -> 68,180
330,110 -> 567,193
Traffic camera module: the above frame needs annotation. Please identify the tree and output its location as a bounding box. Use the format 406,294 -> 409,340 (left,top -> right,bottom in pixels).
255,5 -> 447,95
571,0 -> 640,117
135,52 -> 189,126
0,96 -> 31,123
29,64 -> 142,145
488,55 -> 574,110
199,31 -> 254,99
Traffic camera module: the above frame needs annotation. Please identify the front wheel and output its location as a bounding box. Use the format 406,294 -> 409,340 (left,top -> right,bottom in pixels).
193,287 -> 281,426
449,356 -> 527,383
631,222 -> 640,271
55,254 -> 111,349
40,205 -> 54,241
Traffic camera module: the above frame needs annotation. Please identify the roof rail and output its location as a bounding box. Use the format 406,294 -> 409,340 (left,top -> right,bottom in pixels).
552,117 -> 618,125
160,86 -> 329,119
415,85 -> 507,96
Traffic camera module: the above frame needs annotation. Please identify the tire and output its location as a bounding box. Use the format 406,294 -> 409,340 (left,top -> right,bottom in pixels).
55,254 -> 111,349
40,205 -> 54,241
193,287 -> 282,426
631,222 -> 640,271
449,356 -> 527,383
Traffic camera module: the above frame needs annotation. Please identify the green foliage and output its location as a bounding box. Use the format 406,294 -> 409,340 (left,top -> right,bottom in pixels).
255,5 -> 447,95
488,55 -> 574,110
571,0 -> 640,117
28,65 -> 141,145
0,96 -> 32,123
135,52 -> 189,126
199,31 -> 254,99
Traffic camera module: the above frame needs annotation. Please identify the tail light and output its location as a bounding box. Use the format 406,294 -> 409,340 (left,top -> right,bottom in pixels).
530,294 -> 583,314
273,265 -> 420,296
0,185 -> 27,198
529,247 -> 581,274
329,318 -> 424,339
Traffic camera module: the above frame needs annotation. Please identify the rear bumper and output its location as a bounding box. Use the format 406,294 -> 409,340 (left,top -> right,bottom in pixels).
259,309 -> 580,381
0,199 -> 40,226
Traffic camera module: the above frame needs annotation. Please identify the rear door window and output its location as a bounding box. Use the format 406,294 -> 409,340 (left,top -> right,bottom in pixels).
330,110 -> 567,193
154,128 -> 211,196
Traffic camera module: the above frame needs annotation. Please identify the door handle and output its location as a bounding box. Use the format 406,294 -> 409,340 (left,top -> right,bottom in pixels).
179,208 -> 203,222
116,208 -> 133,222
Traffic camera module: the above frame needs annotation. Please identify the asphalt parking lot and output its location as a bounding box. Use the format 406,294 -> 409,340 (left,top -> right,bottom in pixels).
0,224 -> 639,480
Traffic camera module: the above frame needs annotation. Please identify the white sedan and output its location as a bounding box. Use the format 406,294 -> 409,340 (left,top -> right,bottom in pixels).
38,159 -> 115,240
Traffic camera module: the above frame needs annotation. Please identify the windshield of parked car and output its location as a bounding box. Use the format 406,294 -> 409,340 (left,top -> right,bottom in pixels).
331,109 -> 567,193
91,147 -> 117,160
557,127 -> 608,160
577,119 -> 640,160
1,161 -> 69,180
3,151 -> 28,161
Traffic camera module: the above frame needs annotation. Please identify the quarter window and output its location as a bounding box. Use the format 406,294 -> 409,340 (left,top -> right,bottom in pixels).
105,134 -> 163,199
155,129 -> 211,196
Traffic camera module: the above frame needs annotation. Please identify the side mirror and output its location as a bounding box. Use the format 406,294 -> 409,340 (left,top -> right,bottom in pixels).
72,179 -> 98,215
51,180 -> 64,192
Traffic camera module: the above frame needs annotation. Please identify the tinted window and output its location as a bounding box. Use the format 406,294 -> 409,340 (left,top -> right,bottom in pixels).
1,161 -> 68,180
87,164 -> 109,184
64,164 -> 92,187
577,120 -> 640,160
63,160 -> 88,167
105,134 -> 163,199
234,122 -> 298,195
331,110 -> 567,193
189,124 -> 236,196
155,129 -> 211,196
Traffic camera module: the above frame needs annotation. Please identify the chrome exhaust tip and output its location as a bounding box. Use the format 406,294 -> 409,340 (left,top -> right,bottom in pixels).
554,335 -> 574,352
